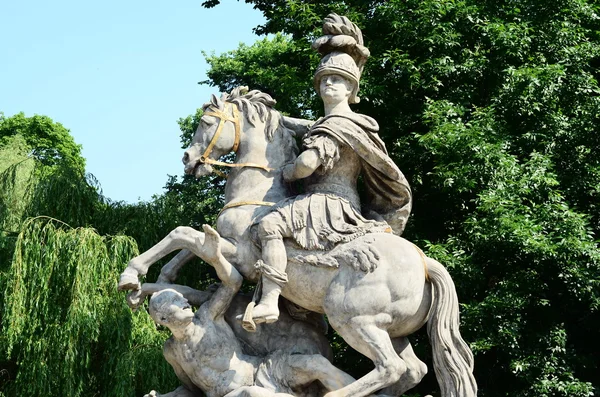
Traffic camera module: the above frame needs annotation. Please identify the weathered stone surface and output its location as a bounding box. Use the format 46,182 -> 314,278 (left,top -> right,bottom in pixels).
119,13 -> 476,397
138,226 -> 354,397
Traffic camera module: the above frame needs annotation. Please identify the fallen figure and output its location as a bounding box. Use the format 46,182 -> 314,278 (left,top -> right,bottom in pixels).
139,225 -> 355,397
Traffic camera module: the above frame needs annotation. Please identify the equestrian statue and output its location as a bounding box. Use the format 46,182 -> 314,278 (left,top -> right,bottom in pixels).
118,13 -> 477,397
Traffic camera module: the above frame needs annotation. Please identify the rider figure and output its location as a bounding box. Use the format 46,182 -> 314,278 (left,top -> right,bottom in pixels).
247,50 -> 413,326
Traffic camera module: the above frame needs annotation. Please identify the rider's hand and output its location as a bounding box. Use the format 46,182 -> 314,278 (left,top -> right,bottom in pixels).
143,391 -> 160,397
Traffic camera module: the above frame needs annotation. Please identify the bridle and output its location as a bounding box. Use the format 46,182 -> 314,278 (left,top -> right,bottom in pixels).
199,102 -> 274,178
200,101 -> 276,216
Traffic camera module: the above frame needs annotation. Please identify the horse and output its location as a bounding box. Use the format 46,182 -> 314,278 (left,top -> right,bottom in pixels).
118,87 -> 477,397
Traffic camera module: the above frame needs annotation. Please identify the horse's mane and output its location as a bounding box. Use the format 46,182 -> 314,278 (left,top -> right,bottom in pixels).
202,87 -> 286,143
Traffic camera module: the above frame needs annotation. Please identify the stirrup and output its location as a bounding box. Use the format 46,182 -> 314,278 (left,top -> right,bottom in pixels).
242,302 -> 257,333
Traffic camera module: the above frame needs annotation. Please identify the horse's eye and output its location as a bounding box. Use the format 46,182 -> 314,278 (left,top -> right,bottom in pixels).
201,116 -> 216,126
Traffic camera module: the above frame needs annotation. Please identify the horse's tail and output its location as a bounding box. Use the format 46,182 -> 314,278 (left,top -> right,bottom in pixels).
426,258 -> 477,397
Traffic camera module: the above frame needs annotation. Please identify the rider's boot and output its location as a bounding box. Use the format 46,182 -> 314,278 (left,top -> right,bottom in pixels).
240,229 -> 289,330
238,259 -> 288,331
250,277 -> 282,324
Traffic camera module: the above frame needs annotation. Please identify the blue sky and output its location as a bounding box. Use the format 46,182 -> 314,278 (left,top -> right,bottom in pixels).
0,0 -> 265,203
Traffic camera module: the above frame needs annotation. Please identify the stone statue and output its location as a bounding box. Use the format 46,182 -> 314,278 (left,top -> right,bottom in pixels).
118,13 -> 476,397
137,225 -> 355,397
246,14 -> 412,327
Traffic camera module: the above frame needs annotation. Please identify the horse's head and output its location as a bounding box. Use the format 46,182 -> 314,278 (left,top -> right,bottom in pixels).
183,92 -> 241,178
182,87 -> 297,179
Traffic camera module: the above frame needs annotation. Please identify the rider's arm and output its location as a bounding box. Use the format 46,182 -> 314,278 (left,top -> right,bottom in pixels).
283,131 -> 341,182
282,149 -> 323,182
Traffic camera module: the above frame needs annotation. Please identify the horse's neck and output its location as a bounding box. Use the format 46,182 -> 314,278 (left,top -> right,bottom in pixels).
223,125 -> 294,204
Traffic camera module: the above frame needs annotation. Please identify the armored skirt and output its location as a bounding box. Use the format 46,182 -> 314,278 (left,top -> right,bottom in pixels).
268,193 -> 390,251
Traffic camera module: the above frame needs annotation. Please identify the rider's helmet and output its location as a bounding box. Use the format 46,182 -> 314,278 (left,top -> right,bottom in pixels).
313,51 -> 361,104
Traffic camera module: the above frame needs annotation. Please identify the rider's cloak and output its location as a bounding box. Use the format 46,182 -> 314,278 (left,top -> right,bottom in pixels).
307,113 -> 412,235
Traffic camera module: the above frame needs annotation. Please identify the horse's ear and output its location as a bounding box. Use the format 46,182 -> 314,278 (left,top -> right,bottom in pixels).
211,94 -> 223,109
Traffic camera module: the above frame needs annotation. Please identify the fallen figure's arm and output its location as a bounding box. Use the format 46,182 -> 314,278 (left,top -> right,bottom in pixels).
138,282 -> 213,307
125,280 -> 214,310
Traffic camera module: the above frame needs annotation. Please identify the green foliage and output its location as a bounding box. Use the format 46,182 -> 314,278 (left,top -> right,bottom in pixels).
204,34 -> 320,118
0,134 -> 30,174
1,218 -> 177,396
0,142 -> 206,255
201,0 -> 600,395
0,140 -> 36,272
0,114 -> 213,396
0,112 -> 85,172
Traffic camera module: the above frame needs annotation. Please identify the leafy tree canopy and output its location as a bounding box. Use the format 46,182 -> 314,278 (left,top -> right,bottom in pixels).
0,116 -> 214,396
0,112 -> 85,172
199,1 -> 600,396
203,33 -> 320,118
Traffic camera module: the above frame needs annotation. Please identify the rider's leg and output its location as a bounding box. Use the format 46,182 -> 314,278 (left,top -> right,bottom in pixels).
251,212 -> 292,323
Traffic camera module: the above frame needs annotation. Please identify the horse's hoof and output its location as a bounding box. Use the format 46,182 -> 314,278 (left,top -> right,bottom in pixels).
118,271 -> 141,291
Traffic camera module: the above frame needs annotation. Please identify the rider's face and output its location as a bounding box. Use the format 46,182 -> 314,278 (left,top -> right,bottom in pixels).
319,74 -> 353,104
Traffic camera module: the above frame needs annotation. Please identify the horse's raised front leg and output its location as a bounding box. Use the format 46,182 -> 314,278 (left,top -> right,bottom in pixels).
156,249 -> 197,284
118,225 -> 236,291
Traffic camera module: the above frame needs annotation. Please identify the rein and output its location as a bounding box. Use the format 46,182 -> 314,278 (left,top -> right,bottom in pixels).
217,200 -> 276,219
200,102 -> 274,178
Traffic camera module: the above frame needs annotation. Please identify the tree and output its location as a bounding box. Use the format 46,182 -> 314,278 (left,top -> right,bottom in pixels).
0,112 -> 85,172
203,33 -> 320,118
199,1 -> 600,395
1,218 -> 178,397
0,115 -> 202,397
